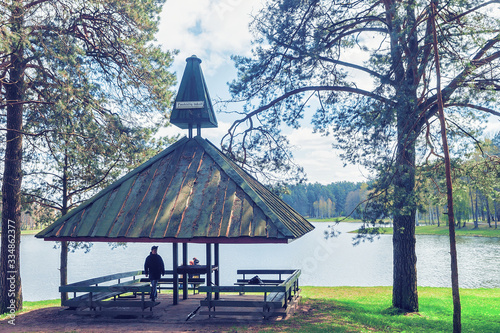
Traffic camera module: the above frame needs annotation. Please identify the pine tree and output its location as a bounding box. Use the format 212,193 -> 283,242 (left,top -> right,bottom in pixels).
224,0 -> 500,312
0,0 -> 175,314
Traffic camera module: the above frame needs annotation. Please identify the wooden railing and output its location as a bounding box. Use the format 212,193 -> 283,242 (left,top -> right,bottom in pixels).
60,270 -> 155,316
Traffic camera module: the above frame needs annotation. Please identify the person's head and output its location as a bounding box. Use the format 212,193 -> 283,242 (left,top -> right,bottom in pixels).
151,246 -> 158,254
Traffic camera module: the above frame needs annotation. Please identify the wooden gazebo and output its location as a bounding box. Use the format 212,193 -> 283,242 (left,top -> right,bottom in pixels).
36,56 -> 314,307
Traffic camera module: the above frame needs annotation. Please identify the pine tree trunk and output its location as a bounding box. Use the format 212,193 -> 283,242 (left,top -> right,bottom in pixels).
431,3 -> 461,329
474,190 -> 479,229
392,149 -> 418,312
436,206 -> 440,227
389,0 -> 419,312
60,241 -> 68,303
0,8 -> 25,313
495,201 -> 499,229
468,186 -> 474,226
485,197 -> 491,228
392,100 -> 418,312
60,154 -> 69,303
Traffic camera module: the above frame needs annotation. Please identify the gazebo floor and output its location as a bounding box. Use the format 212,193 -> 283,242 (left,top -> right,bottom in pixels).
4,292 -> 299,333
151,292 -> 292,322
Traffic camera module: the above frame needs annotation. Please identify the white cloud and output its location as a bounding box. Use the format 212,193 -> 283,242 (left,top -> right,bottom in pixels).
287,128 -> 370,184
157,0 -> 259,76
485,116 -> 500,138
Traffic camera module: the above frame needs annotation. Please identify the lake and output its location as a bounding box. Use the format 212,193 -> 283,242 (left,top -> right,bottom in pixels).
17,222 -> 500,301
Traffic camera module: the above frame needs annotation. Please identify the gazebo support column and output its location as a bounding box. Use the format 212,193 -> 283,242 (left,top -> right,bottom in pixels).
182,243 -> 188,300
214,243 -> 219,300
206,243 -> 212,312
173,243 -> 179,305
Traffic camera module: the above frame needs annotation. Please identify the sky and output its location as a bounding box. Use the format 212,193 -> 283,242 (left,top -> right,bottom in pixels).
155,0 -> 500,185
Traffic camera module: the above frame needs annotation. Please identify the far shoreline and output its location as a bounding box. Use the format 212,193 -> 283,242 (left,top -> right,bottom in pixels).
307,219 -> 500,238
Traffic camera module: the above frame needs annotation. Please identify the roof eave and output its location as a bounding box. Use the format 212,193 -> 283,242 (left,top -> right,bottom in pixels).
39,236 -> 292,244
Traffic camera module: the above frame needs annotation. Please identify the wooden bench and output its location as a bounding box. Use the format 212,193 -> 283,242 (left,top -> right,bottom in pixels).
235,269 -> 294,285
198,269 -> 301,318
60,270 -> 158,317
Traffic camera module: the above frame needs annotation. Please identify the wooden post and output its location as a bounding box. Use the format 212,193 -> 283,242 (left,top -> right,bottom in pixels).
206,243 -> 212,312
173,243 -> 179,305
182,243 -> 188,300
214,243 -> 220,300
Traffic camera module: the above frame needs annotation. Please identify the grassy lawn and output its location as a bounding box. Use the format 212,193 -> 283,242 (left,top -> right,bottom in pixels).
20,229 -> 43,235
0,229 -> 43,235
312,219 -> 500,237
413,224 -> 499,237
262,286 -> 500,332
0,299 -> 60,321
3,287 -> 498,332
369,224 -> 500,238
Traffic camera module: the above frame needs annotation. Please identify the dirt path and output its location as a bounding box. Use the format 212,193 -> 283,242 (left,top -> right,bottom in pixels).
0,293 -> 296,333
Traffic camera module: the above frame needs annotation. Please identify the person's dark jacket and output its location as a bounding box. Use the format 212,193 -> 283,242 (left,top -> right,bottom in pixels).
144,252 -> 165,280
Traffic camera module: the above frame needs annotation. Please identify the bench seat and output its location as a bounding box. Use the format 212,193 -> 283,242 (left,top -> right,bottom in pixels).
235,279 -> 283,285
265,292 -> 286,307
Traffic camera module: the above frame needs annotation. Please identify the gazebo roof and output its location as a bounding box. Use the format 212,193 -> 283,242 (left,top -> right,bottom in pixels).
36,136 -> 314,244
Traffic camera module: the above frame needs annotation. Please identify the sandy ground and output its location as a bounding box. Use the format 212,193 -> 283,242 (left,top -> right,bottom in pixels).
0,293 -> 298,333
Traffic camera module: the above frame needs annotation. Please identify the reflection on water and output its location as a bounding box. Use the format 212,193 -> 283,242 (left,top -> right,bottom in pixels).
16,222 -> 500,301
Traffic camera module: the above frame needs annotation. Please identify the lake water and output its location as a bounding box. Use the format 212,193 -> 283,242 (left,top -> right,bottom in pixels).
16,222 -> 500,301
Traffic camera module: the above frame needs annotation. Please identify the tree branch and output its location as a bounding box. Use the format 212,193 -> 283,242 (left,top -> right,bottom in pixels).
419,40 -> 500,125
445,103 -> 500,117
224,85 -> 394,154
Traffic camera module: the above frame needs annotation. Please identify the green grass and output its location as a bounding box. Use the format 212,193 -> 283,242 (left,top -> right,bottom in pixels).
0,299 -> 60,321
20,229 -> 43,235
414,224 -> 499,237
368,224 -> 500,238
255,286 -> 500,332
0,229 -> 43,235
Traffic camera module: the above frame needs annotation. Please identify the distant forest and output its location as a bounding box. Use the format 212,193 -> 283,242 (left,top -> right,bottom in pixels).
280,181 -> 367,219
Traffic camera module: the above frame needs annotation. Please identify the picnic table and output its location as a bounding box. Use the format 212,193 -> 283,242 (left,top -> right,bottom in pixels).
139,269 -> 206,295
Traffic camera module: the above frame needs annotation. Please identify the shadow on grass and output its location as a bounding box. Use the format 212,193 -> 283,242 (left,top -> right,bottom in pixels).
261,298 -> 463,333
264,299 -> 388,333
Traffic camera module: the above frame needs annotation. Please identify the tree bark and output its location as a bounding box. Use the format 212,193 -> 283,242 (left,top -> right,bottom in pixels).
485,196 -> 491,228
468,186 -> 475,226
390,0 -> 419,311
0,3 -> 25,313
474,189 -> 479,229
392,130 -> 419,312
431,2 -> 461,330
60,241 -> 68,303
436,206 -> 440,227
60,154 -> 69,303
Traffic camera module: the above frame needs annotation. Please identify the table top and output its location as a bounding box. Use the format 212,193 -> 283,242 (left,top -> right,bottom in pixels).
177,265 -> 218,274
